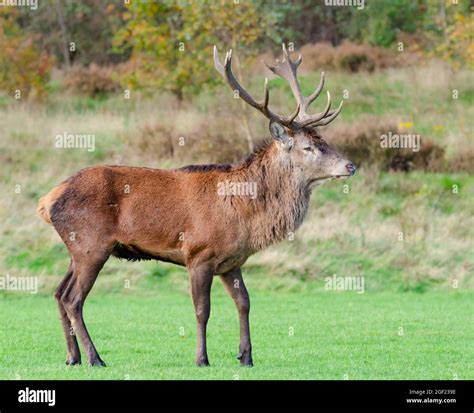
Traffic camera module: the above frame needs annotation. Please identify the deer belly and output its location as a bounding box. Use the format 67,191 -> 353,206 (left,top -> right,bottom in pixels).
111,242 -> 185,266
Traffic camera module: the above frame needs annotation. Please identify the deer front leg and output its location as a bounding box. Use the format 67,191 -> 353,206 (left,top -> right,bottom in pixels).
189,263 -> 214,367
220,268 -> 253,366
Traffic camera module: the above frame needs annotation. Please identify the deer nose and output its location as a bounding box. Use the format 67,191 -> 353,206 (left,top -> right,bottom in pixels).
345,162 -> 356,176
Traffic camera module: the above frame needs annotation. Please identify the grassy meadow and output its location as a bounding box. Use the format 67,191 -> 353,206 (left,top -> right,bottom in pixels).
0,60 -> 473,379
1,291 -> 473,380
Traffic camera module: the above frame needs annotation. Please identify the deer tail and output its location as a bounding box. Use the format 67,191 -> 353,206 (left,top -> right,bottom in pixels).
37,183 -> 67,225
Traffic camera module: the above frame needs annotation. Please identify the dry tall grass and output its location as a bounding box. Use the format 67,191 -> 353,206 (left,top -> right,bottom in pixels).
0,61 -> 472,294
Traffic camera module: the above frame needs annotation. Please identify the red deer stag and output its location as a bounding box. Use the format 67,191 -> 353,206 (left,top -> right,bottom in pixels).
38,45 -> 356,367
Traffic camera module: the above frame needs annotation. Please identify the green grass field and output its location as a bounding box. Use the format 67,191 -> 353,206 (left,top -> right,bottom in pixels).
1,287 -> 472,380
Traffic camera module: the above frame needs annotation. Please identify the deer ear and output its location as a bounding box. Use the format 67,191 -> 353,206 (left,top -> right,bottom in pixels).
269,121 -> 293,150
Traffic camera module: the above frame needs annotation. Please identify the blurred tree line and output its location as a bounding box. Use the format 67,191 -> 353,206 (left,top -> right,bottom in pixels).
0,0 -> 471,99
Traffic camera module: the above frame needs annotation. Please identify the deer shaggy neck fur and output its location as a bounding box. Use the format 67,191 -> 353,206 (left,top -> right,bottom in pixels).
223,141 -> 310,252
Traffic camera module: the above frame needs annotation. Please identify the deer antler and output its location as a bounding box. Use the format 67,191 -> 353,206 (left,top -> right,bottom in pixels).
214,44 -> 343,129
213,46 -> 301,127
264,44 -> 343,128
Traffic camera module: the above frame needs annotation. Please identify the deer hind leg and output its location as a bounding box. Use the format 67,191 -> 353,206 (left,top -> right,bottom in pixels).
54,260 -> 81,365
220,268 -> 253,366
60,250 -> 110,367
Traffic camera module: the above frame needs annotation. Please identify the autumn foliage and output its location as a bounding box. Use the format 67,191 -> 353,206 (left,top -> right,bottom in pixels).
0,9 -> 54,100
0,1 -> 471,100
112,0 -> 272,98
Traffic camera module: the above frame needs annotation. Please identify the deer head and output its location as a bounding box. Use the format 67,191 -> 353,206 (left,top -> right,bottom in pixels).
214,44 -> 356,189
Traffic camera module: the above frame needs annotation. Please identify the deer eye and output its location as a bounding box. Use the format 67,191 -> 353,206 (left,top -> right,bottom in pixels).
303,147 -> 313,152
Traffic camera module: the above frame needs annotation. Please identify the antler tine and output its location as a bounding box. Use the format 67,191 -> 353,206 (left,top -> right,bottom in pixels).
213,45 -> 225,77
285,103 -> 301,124
262,78 -> 270,109
264,44 -> 305,106
300,91 -> 331,127
282,43 -> 302,68
310,100 -> 343,127
261,75 -> 301,124
263,75 -> 301,124
305,71 -> 325,110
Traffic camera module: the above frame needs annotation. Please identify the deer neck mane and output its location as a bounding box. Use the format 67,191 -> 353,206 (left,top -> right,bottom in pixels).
228,142 -> 310,251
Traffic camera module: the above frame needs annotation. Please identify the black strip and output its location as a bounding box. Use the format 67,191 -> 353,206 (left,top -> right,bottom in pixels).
0,380 -> 471,411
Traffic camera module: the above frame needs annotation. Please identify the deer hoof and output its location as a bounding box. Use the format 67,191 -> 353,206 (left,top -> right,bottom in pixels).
237,350 -> 253,367
65,358 -> 81,366
196,357 -> 210,367
90,358 -> 106,367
